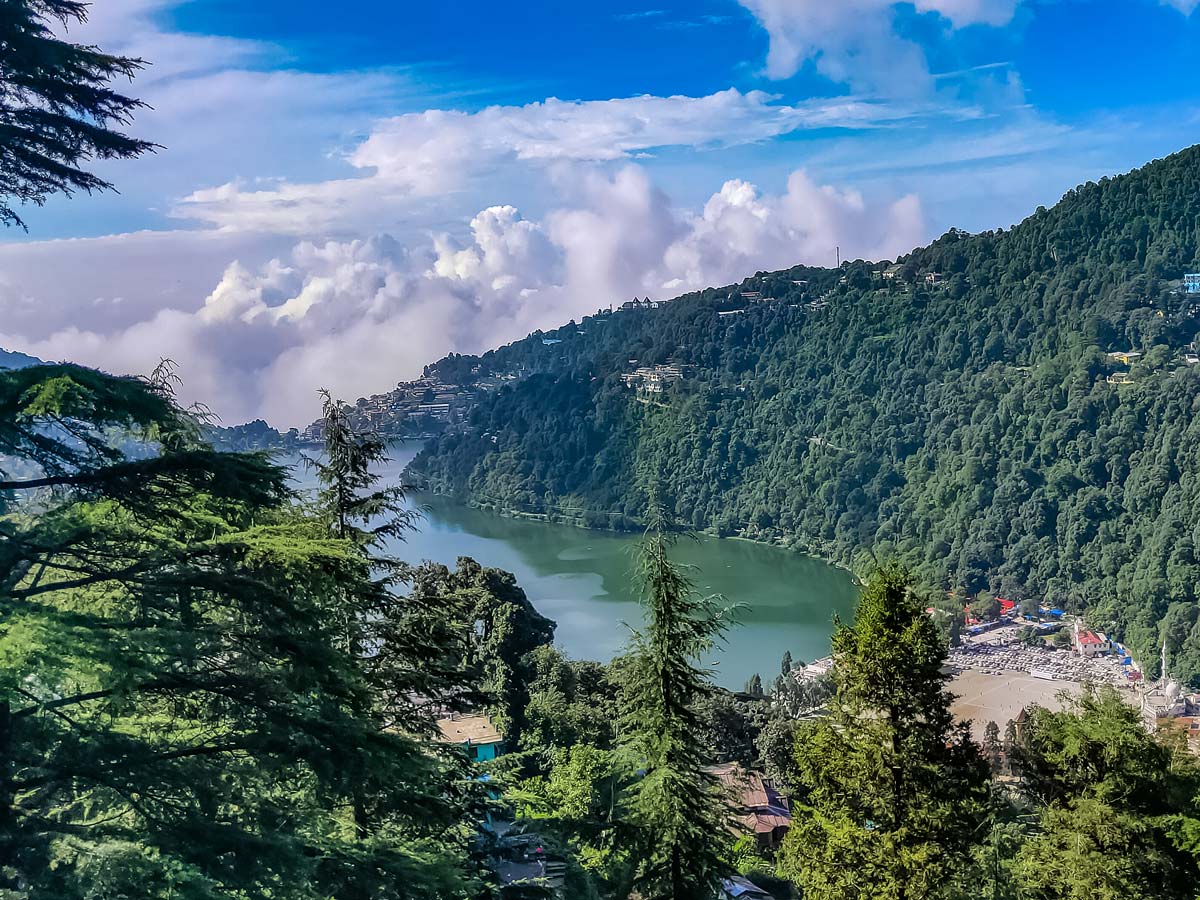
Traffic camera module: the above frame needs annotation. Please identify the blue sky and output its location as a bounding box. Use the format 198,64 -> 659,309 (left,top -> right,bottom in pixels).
1,0 -> 1199,425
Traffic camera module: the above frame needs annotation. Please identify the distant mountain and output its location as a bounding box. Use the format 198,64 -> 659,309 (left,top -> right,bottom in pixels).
412,144 -> 1200,685
0,348 -> 45,369
204,419 -> 300,453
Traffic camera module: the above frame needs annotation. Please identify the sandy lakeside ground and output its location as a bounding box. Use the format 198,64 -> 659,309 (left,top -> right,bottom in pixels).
949,669 -> 1081,741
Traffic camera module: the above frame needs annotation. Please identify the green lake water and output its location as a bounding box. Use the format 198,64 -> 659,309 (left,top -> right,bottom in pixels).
287,445 -> 859,689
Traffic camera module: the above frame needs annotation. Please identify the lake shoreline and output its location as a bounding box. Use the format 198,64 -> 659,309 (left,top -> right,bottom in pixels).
289,449 -> 859,688
431,491 -> 862,582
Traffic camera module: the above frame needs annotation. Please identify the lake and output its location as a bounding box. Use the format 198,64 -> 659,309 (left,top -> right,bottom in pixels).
287,444 -> 859,689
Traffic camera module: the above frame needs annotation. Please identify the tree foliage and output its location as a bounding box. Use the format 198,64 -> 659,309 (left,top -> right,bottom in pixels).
1012,687 -> 1200,899
615,526 -> 734,900
0,365 -> 478,899
404,557 -> 555,744
0,0 -> 155,228
778,567 -> 991,900
521,644 -> 618,754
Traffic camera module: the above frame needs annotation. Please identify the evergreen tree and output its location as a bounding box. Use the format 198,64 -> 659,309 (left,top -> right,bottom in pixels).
0,1 -> 155,228
306,390 -> 483,841
745,673 -> 764,697
305,391 -> 473,724
781,650 -> 794,677
1002,720 -> 1018,757
778,566 -> 990,900
1013,687 -> 1200,899
616,525 -> 734,900
308,389 -> 418,548
983,721 -> 1002,771
0,365 -> 476,898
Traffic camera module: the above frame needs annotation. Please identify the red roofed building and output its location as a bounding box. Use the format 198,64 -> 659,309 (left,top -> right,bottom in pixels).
998,598 -> 1015,614
1073,628 -> 1111,658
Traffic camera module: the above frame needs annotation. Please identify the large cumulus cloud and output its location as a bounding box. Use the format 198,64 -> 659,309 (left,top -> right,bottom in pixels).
1,166 -> 922,426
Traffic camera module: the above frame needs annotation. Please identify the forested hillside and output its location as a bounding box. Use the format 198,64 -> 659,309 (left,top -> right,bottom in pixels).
414,145 -> 1200,684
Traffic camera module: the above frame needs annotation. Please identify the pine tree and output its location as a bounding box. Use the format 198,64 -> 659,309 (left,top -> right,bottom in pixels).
307,391 -> 485,837
0,1 -> 155,228
781,650 -> 794,677
983,721 -> 1002,772
1012,687 -> 1200,899
308,389 -> 418,548
0,365 -> 477,898
745,673 -> 764,697
616,525 -> 734,900
778,565 -> 990,900
1002,720 -> 1018,759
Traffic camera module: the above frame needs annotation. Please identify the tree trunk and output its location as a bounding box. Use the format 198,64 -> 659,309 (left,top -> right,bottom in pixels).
0,699 -> 15,886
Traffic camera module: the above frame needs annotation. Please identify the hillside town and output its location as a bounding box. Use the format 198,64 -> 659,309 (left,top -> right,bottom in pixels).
298,372 -> 512,443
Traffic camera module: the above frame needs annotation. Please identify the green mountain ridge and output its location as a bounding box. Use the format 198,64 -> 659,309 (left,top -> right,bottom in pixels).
413,144 -> 1200,684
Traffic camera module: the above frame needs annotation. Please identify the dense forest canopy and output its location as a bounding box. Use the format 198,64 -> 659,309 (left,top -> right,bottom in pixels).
414,144 -> 1200,686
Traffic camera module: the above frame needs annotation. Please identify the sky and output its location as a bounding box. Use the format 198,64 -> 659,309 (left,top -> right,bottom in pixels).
2,0 -> 1199,426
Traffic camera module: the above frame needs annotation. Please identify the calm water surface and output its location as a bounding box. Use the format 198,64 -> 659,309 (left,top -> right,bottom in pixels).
288,445 -> 858,689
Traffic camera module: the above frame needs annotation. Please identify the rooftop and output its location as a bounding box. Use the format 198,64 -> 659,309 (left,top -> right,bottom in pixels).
435,713 -> 503,746
707,762 -> 791,835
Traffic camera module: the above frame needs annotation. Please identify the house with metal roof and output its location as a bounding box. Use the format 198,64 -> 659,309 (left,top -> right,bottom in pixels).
436,712 -> 505,762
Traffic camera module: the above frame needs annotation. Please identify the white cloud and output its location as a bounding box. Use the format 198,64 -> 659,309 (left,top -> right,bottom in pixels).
27,0 -> 427,237
0,168 -> 922,425
736,0 -> 1198,89
736,0 -> 1021,88
173,89 -> 914,234
659,170 -> 922,288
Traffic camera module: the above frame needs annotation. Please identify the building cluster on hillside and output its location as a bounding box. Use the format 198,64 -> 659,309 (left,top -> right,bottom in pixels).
300,375 -> 495,443
718,287 -> 787,318
620,361 -> 687,395
1099,335 -> 1200,384
877,264 -> 947,287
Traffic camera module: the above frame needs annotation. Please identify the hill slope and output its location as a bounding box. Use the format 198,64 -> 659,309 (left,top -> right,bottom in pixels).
0,348 -> 45,369
413,145 -> 1200,684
